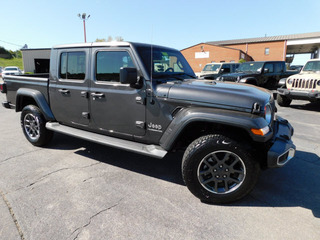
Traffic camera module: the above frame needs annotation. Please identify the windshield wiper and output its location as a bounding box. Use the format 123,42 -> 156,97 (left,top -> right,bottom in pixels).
173,73 -> 197,79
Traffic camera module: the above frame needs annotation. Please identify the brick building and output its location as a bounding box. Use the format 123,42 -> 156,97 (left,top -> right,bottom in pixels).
182,32 -> 320,73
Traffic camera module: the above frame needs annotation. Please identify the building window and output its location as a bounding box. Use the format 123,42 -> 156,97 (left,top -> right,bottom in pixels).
265,48 -> 270,55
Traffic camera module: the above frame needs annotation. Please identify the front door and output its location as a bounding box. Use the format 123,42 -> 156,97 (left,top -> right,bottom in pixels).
49,49 -> 90,127
89,48 -> 146,137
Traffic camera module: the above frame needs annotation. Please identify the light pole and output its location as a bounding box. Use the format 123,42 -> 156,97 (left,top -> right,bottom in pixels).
77,13 -> 90,43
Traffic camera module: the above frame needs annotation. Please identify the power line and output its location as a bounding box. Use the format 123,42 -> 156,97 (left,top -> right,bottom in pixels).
0,39 -> 23,48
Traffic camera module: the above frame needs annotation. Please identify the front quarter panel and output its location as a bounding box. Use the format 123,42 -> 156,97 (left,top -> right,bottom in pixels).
159,107 -> 271,150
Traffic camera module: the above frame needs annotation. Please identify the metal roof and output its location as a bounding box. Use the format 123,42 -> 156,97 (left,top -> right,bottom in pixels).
206,32 -> 320,46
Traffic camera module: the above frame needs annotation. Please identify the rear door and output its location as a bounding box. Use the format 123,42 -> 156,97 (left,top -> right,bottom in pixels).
262,62 -> 276,88
89,47 -> 146,137
49,49 -> 90,127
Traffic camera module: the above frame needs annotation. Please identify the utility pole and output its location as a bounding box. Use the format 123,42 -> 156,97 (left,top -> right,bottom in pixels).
77,13 -> 90,43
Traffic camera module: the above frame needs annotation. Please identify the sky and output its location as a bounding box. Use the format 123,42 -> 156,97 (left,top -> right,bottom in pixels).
1,0 -> 320,65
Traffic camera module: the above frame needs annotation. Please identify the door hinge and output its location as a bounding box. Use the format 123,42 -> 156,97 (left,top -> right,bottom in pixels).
82,112 -> 90,119
136,96 -> 146,105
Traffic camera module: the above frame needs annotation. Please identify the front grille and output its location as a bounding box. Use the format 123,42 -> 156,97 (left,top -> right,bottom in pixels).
291,79 -> 319,89
222,76 -> 237,82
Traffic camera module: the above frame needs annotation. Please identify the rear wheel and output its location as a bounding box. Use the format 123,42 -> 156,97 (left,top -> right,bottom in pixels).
21,105 -> 53,146
277,94 -> 292,107
182,134 -> 260,204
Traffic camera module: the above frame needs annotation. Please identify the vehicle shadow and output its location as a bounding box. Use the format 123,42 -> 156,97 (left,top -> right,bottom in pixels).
48,134 -> 320,217
288,101 -> 320,112
47,133 -> 184,185
233,150 -> 320,218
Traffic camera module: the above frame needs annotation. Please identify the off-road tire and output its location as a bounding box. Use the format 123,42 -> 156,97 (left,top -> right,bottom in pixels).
277,94 -> 292,107
21,105 -> 53,146
182,134 -> 260,204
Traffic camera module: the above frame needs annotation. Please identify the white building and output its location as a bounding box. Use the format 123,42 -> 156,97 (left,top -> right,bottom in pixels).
21,48 -> 51,73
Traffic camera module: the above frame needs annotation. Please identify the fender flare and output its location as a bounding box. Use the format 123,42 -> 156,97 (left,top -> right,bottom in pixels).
240,77 -> 258,85
159,107 -> 271,150
16,88 -> 55,121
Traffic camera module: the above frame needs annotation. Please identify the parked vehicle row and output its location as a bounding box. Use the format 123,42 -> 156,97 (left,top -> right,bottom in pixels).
215,61 -> 299,90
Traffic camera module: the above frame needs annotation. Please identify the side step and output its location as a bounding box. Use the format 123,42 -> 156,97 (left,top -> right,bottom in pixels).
46,122 -> 167,159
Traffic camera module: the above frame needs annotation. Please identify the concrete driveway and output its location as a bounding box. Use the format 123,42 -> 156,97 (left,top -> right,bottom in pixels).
0,90 -> 319,240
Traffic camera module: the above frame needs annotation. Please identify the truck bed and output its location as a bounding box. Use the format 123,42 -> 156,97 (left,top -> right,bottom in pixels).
3,74 -> 49,107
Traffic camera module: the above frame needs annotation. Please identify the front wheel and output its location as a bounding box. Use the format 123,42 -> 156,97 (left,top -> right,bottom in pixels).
277,94 -> 292,107
182,134 -> 260,204
21,105 -> 53,146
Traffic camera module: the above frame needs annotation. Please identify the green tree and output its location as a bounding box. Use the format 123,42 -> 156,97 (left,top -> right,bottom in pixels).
96,36 -> 124,42
95,38 -> 106,42
239,58 -> 246,63
9,50 -> 22,58
0,46 -> 13,59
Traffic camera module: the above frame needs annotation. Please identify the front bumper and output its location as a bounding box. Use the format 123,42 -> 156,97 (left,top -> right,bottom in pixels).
277,88 -> 320,100
267,116 -> 296,168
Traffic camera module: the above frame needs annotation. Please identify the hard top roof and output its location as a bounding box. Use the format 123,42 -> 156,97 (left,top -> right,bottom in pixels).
52,41 -> 176,50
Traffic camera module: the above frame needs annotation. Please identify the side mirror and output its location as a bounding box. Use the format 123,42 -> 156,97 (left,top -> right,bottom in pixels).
264,68 -> 269,73
120,67 -> 137,84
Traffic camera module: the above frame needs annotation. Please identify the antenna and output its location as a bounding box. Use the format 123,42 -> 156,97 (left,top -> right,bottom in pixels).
149,25 -> 154,103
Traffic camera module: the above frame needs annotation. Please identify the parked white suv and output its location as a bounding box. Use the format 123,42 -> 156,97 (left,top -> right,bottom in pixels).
200,62 -> 240,80
277,59 -> 320,107
2,66 -> 22,77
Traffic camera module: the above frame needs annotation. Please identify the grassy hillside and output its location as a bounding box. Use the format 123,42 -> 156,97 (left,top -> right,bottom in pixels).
0,58 -> 23,70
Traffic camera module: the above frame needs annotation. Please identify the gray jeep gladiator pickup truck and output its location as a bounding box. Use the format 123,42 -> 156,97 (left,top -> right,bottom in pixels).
0,42 -> 295,204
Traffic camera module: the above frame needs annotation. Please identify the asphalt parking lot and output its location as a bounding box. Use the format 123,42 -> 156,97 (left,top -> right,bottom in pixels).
0,86 -> 319,240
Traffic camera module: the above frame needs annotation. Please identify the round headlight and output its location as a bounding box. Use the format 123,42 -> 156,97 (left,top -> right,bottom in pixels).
288,79 -> 293,85
264,104 -> 272,124
317,80 -> 320,86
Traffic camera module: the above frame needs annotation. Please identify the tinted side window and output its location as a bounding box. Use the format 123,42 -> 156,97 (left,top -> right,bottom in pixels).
274,63 -> 283,73
60,53 -> 67,79
264,63 -> 274,73
59,52 -> 86,80
222,64 -> 231,73
96,51 -> 134,82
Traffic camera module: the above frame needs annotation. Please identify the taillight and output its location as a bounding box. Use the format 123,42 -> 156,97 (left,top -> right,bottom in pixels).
0,83 -> 7,93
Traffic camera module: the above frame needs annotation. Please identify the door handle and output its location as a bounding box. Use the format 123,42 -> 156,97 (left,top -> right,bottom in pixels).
91,92 -> 105,99
58,89 -> 70,94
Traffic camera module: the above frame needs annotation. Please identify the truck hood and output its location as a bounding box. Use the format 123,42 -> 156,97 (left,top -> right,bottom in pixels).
155,79 -> 271,112
223,72 -> 259,79
289,71 -> 320,79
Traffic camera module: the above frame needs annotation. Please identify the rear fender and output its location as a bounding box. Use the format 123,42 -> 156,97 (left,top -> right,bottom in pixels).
16,88 -> 55,121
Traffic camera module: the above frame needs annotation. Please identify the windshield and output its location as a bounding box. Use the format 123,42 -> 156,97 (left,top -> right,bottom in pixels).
5,67 -> 18,71
136,46 -> 195,80
202,64 -> 221,72
237,62 -> 264,73
302,61 -> 320,72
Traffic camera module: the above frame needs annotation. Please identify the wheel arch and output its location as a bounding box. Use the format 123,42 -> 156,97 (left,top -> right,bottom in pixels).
16,88 -> 55,121
241,77 -> 258,85
159,107 -> 268,151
